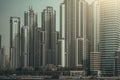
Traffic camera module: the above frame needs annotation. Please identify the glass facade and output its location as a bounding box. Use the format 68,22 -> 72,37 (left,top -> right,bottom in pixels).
10,17 -> 20,69
100,0 -> 120,76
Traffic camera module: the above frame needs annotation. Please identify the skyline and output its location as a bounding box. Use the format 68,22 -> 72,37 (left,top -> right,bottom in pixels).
0,0 -> 93,55
0,0 -> 120,77
7,0 -> 93,73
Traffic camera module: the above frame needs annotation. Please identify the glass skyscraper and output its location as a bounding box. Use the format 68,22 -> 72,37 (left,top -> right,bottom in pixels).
58,3 -> 66,67
41,7 -> 57,65
24,7 -> 38,68
64,0 -> 89,71
10,17 -> 20,69
99,0 -> 120,76
21,26 -> 29,68
89,0 -> 101,75
0,35 -> 1,49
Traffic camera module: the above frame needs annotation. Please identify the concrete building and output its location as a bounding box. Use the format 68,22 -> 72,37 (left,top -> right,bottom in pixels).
57,3 -> 66,67
90,52 -> 101,75
21,26 -> 29,68
0,36 -> 6,70
89,0 -> 101,75
35,28 -> 43,67
99,0 -> 120,76
116,49 -> 120,76
0,35 -> 1,49
4,55 -> 9,69
41,7 -> 57,66
39,30 -> 46,66
58,39 -> 66,67
24,7 -> 38,68
0,35 -> 2,69
10,17 -> 21,69
63,0 -> 90,72
0,47 -> 6,70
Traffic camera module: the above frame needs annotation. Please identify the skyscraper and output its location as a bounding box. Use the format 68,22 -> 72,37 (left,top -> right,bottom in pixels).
116,49 -> 120,76
63,0 -> 89,71
0,35 -> 1,49
89,0 -> 101,75
21,26 -> 29,68
24,7 -> 38,68
41,7 -> 57,66
99,0 -> 120,76
10,17 -> 21,69
0,37 -> 5,70
0,35 -> 2,69
0,46 -> 5,70
35,28 -> 43,67
58,3 -> 66,67
4,55 -> 9,69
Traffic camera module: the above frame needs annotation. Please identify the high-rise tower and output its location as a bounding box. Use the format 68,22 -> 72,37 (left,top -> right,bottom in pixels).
21,26 -> 29,68
24,7 -> 38,68
41,7 -> 57,66
58,3 -> 66,67
99,0 -> 120,76
10,17 -> 20,69
89,0 -> 101,75
63,0 -> 89,71
35,28 -> 43,67
0,35 -> 2,69
0,35 -> 1,49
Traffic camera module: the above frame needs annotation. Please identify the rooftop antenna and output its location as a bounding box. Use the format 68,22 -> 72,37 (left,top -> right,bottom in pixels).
31,6 -> 33,10
29,6 -> 33,10
29,6 -> 30,10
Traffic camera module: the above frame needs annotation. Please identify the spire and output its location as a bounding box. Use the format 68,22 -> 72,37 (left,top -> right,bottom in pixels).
31,6 -> 33,10
29,6 -> 30,10
29,6 -> 33,11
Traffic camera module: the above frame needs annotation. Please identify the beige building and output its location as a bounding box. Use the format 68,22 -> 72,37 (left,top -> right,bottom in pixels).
90,52 -> 101,75
89,0 -> 101,75
99,0 -> 120,76
89,0 -> 120,76
63,0 -> 89,71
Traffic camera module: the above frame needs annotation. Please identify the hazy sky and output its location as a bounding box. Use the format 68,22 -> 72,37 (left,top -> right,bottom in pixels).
0,0 -> 94,55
